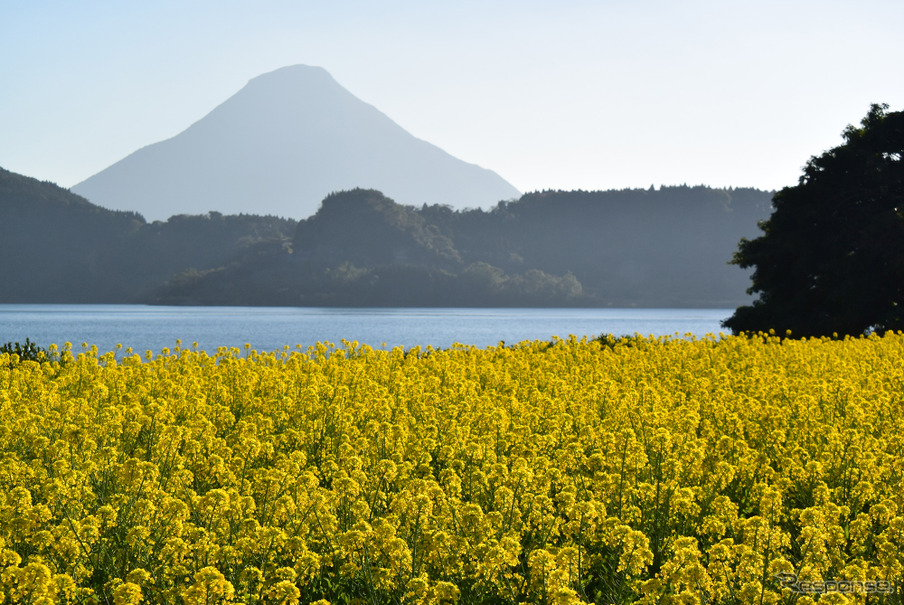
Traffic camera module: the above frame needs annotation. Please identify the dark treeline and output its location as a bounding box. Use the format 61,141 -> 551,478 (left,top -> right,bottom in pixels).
0,167 -> 293,303
1,167 -> 772,307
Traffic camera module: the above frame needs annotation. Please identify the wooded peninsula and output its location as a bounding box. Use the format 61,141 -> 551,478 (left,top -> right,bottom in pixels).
1,167 -> 772,307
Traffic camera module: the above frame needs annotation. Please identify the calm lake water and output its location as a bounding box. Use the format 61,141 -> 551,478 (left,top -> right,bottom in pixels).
0,305 -> 733,354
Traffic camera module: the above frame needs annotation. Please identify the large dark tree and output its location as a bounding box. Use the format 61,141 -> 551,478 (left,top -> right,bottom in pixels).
724,104 -> 904,337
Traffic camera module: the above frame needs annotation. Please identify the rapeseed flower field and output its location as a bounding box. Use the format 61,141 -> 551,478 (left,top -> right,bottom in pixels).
1,332 -> 902,604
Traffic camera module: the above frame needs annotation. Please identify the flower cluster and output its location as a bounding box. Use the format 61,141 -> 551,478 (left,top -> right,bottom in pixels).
1,332 -> 903,604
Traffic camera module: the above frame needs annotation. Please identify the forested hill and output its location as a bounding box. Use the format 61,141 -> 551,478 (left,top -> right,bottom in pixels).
0,167 -> 295,303
159,187 -> 771,307
1,166 -> 772,306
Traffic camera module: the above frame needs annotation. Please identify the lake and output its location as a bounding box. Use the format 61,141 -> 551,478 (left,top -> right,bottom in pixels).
0,305 -> 733,354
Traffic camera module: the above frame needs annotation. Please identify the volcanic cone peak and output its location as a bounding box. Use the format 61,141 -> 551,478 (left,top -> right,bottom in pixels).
73,65 -> 520,222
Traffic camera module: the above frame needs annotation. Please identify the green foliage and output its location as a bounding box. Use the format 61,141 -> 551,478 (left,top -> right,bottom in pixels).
724,104 -> 904,336
2,167 -> 773,308
293,188 -> 461,267
0,166 -> 295,303
1,338 -> 52,364
164,187 -> 771,306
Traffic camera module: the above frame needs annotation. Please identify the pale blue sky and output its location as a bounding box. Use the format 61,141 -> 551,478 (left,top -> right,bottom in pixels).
2,0 -> 902,197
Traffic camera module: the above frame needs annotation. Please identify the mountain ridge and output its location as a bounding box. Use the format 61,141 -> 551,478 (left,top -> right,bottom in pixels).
72,65 -> 520,221
2,164 -> 773,307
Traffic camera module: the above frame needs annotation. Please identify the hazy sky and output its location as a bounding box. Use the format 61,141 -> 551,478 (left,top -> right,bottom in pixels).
2,0 -> 903,197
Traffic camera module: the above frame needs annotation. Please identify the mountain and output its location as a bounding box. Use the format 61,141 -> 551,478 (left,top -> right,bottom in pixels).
0,166 -> 295,303
156,186 -> 774,308
71,65 -> 520,221
3,165 -> 773,308
0,166 -> 142,302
